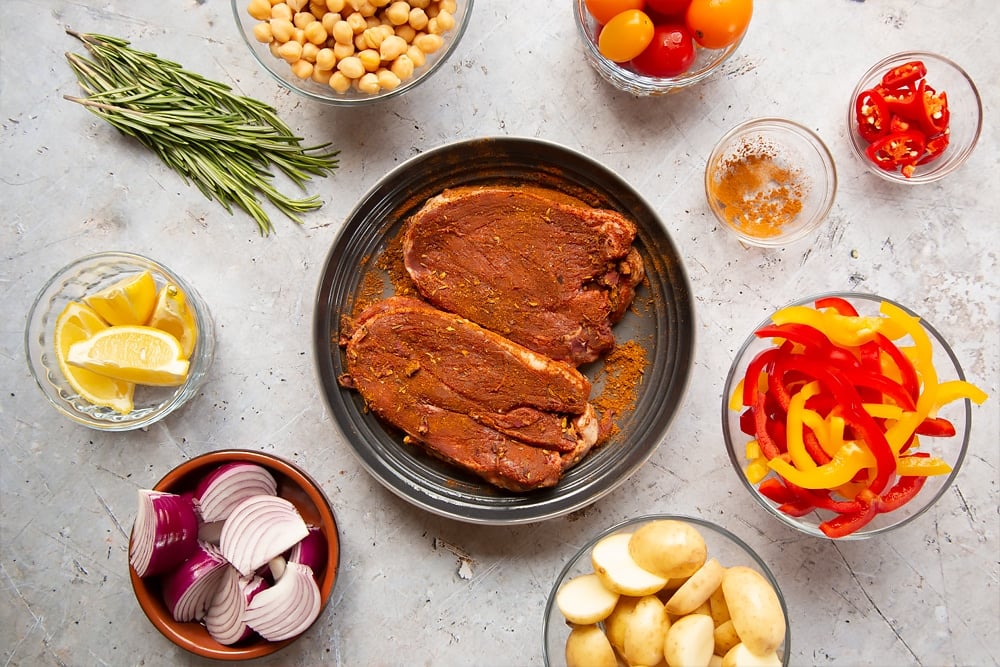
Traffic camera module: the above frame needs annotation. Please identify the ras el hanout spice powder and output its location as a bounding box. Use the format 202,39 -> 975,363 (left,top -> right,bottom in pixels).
707,135 -> 809,240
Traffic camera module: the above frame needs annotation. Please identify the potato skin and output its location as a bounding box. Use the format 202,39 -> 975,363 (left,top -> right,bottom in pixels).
623,595 -> 669,667
664,558 -> 725,616
565,624 -> 618,667
721,566 -> 786,656
663,613 -> 715,667
628,520 -> 708,579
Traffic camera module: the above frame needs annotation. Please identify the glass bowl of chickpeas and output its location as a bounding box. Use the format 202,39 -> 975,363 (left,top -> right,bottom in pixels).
232,0 -> 473,104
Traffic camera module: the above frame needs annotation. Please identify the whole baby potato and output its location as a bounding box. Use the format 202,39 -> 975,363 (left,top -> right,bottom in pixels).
565,624 -> 618,667
663,613 -> 715,667
721,566 -> 786,656
628,519 -> 709,579
604,595 -> 640,653
623,595 -> 670,667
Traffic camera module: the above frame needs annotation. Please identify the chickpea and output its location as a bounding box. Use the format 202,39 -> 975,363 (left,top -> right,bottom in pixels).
304,20 -> 328,44
431,10 -> 454,32
309,1 -> 327,16
333,41 -> 356,59
247,0 -> 272,21
337,55 -> 365,79
270,17 -> 295,42
413,32 -> 442,54
379,34 -> 407,61
321,12 -> 340,33
440,0 -> 456,12
315,47 -> 336,70
268,41 -> 283,58
332,19 -> 354,44
405,43 -> 426,66
408,7 -> 428,30
358,48 -> 381,72
390,53 -> 414,80
253,22 -> 274,43
356,1 -> 377,18
286,0 -> 308,11
346,11 -> 368,33
409,0 -> 429,8
302,42 -> 320,61
312,67 -> 333,84
292,11 -> 314,28
326,0 -> 346,11
376,68 -> 401,90
290,58 -> 314,79
271,3 -> 294,20
293,27 -> 306,44
361,26 -> 387,49
385,1 -> 410,25
394,23 -> 416,42
357,71 -> 381,94
329,70 -> 352,92
277,40 -> 303,63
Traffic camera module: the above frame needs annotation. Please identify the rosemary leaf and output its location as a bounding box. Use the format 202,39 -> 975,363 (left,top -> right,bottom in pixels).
64,29 -> 339,235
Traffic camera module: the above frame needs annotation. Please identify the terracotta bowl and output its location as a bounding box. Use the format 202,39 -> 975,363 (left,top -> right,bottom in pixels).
128,450 -> 340,660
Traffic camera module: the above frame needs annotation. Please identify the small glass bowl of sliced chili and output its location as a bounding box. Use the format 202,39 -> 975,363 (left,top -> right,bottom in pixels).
722,293 -> 989,539
848,51 -> 982,184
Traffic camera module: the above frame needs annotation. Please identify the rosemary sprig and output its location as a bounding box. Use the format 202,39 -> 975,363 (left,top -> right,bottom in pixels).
63,30 -> 339,235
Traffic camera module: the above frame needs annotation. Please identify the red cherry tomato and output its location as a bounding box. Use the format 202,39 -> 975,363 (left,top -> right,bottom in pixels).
584,0 -> 646,25
645,0 -> 693,17
685,0 -> 753,49
598,10 -> 656,63
631,23 -> 696,77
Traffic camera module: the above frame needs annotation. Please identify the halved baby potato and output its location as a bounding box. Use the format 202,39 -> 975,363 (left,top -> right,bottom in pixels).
556,573 -> 620,625
565,624 -> 619,667
591,532 -> 669,596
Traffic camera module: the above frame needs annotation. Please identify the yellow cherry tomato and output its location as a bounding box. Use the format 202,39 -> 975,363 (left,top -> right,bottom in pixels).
584,0 -> 646,25
598,9 -> 655,63
685,0 -> 753,50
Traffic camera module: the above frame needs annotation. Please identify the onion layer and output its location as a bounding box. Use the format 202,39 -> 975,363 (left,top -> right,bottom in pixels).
243,561 -> 322,642
161,541 -> 229,622
220,495 -> 309,576
129,490 -> 199,578
289,525 -> 328,575
193,463 -> 277,523
205,564 -> 268,646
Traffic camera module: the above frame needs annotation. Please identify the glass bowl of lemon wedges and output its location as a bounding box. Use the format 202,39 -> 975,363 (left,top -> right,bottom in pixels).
25,252 -> 215,431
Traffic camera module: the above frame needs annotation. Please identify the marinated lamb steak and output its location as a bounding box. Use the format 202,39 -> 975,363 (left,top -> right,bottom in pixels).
338,296 -> 608,491
402,186 -> 645,366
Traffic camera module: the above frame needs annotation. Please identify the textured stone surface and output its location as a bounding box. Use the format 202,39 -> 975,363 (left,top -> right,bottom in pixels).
2,1 -> 998,665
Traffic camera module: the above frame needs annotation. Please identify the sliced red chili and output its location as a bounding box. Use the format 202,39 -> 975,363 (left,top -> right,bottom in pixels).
917,131 -> 950,165
855,88 -> 891,142
866,130 -> 926,176
880,60 -> 927,89
881,85 -> 920,116
917,82 -> 950,135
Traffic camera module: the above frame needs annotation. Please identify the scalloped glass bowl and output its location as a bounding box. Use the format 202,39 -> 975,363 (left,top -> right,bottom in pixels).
705,117 -> 837,248
231,0 -> 473,105
542,514 -> 790,666
722,292 -> 974,539
24,252 -> 215,431
129,449 -> 341,660
847,51 -> 982,184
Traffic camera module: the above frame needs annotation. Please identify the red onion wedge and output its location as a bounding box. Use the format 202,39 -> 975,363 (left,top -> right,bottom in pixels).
129,490 -> 199,578
205,565 -> 268,646
220,495 -> 309,576
162,541 -> 229,623
289,525 -> 328,575
244,560 -> 322,642
194,463 -> 277,523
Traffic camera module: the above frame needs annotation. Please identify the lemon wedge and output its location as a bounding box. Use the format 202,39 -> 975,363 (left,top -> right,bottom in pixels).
84,270 -> 158,326
54,301 -> 135,413
66,325 -> 190,386
147,283 -> 198,359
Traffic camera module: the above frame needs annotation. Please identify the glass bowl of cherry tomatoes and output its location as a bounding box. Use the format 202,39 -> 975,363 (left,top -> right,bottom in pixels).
848,51 -> 982,184
573,0 -> 752,96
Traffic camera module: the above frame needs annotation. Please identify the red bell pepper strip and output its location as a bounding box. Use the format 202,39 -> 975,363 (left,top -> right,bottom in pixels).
878,454 -> 931,512
814,296 -> 859,316
915,416 -> 957,438
754,323 -> 833,354
753,391 -> 784,460
819,496 -> 879,538
873,332 -> 920,402
741,347 -> 780,407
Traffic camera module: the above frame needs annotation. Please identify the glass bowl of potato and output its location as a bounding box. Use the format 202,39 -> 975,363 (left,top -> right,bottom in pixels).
232,0 -> 473,105
542,514 -> 790,666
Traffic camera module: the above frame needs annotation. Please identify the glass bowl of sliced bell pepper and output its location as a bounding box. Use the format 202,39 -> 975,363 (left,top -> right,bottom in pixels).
848,51 -> 982,184
722,293 -> 989,539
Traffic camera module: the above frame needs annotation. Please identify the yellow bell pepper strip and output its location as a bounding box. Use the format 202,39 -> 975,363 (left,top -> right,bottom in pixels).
767,442 -> 876,490
895,453 -> 952,476
771,305 -> 886,347
785,382 -> 823,470
934,379 -> 989,407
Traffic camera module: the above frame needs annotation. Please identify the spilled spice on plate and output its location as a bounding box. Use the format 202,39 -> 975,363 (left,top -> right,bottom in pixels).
708,135 -> 807,239
593,338 -> 647,437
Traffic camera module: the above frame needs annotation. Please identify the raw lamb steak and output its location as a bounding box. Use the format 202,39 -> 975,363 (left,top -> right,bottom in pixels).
338,296 -> 609,492
402,186 -> 645,366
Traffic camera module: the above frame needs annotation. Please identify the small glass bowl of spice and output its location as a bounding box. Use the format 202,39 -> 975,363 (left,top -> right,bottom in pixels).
705,118 -> 837,247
